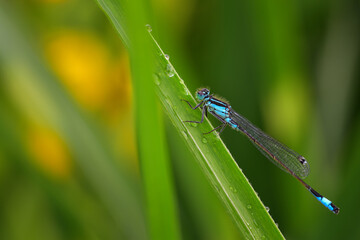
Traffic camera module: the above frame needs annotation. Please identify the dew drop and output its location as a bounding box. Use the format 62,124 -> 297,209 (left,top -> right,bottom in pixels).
183,88 -> 190,95
253,219 -> 259,227
190,122 -> 197,128
153,74 -> 161,85
202,137 -> 208,144
275,223 -> 279,227
145,24 -> 152,32
166,64 -> 174,77
181,131 -> 188,140
229,186 -> 237,193
265,206 -> 270,212
164,54 -> 170,60
247,204 -> 252,209
261,235 -> 266,239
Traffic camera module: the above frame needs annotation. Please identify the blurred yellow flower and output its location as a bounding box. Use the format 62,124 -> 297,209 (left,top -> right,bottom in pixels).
45,30 -> 137,172
103,53 -> 132,123
45,31 -> 132,116
46,31 -> 111,111
27,125 -> 72,180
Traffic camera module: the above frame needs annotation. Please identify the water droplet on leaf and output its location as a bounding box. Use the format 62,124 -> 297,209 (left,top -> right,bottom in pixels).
145,24 -> 152,32
229,186 -> 237,193
153,74 -> 161,85
166,64 -> 174,77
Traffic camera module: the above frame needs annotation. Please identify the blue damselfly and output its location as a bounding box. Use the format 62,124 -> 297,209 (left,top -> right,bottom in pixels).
183,88 -> 339,214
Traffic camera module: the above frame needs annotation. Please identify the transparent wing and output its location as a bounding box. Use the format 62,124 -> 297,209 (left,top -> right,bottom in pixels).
229,110 -> 310,179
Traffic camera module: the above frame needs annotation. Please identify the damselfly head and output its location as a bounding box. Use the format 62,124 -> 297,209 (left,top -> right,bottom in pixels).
196,88 -> 210,100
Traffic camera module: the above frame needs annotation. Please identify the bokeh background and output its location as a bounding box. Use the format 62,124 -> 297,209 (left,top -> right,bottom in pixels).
1,0 -> 359,239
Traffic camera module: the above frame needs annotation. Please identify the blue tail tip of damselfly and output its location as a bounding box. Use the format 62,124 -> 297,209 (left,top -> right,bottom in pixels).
310,188 -> 340,214
330,203 -> 340,214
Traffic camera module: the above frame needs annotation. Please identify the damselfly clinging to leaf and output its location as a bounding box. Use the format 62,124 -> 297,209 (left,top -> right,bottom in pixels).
183,88 -> 339,214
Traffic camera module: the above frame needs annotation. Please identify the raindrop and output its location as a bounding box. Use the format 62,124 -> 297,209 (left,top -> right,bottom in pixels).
153,74 -> 161,85
181,131 -> 188,140
145,24 -> 152,32
229,186 -> 237,193
166,64 -> 174,77
183,88 -> 190,95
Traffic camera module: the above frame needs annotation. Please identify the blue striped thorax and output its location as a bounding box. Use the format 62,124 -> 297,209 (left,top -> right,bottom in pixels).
207,99 -> 230,119
196,89 -> 239,130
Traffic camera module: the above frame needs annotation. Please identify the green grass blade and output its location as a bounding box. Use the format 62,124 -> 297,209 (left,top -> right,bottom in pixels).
124,1 -> 182,240
96,0 -> 130,48
96,1 -> 284,239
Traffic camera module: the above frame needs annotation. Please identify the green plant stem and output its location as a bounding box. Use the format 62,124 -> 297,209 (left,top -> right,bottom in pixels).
125,1 -> 182,240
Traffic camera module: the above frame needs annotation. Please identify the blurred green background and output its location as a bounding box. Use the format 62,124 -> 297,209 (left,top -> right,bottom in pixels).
0,0 -> 359,239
